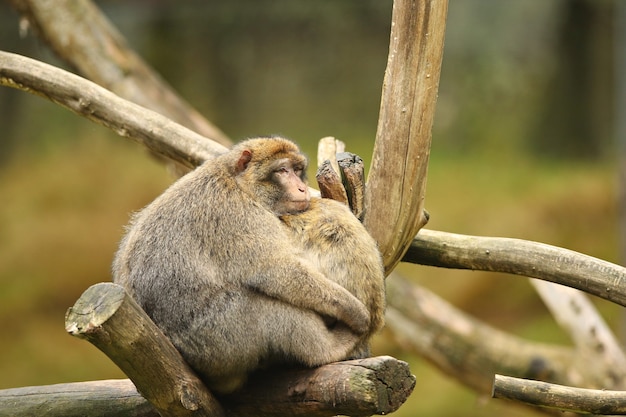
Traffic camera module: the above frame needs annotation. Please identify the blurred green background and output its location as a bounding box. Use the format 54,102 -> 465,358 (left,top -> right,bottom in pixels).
0,0 -> 622,415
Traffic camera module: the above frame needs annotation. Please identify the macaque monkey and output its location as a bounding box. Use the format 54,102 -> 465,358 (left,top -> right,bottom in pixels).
113,137 -> 371,394
281,197 -> 386,358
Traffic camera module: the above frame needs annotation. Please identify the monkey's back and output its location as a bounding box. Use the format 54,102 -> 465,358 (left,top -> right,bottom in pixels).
111,156 -> 308,383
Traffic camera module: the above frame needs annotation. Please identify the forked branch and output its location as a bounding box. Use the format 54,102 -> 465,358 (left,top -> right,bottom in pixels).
59,283 -> 414,417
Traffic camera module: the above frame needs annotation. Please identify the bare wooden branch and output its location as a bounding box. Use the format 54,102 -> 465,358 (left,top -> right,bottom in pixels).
65,283 -> 225,417
385,274 -> 583,394
404,229 -> 626,308
0,51 -> 225,169
0,357 -> 414,417
316,160 -> 349,204
222,356 -> 415,417
530,279 -> 626,389
61,283 -> 414,417
315,139 -> 365,218
0,379 -> 158,417
7,0 -> 230,146
337,152 -> 365,220
493,374 -> 626,415
364,0 -> 447,274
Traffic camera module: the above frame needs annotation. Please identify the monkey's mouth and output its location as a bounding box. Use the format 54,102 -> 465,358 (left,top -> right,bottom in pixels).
289,200 -> 311,213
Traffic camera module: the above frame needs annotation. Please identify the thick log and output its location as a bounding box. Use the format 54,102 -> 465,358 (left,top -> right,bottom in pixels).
364,0 -> 447,274
223,356 -> 415,417
493,374 -> 626,415
0,357 -> 413,417
65,283 -> 225,417
61,283 -> 414,417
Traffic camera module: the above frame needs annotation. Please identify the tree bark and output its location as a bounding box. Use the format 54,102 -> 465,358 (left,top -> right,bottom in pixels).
364,0 -> 448,274
385,274 -> 580,394
0,356 -> 414,417
493,374 -> 626,415
0,379 -> 158,417
65,283 -> 225,417
61,283 -> 415,417
404,228 -> 626,308
0,51 -> 225,169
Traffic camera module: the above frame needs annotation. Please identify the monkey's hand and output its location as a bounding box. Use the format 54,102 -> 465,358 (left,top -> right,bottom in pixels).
246,266 -> 370,335
332,295 -> 370,335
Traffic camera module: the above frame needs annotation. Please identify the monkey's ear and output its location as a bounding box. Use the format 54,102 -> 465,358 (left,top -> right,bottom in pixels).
236,150 -> 253,173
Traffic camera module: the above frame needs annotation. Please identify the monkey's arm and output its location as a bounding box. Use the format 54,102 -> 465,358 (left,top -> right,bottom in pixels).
245,260 -> 370,335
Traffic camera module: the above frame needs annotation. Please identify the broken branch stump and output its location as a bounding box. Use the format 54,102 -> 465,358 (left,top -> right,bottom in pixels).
65,282 -> 225,417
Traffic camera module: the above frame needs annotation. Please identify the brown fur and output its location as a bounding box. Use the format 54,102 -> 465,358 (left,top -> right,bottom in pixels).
113,137 -> 369,394
281,197 -> 385,357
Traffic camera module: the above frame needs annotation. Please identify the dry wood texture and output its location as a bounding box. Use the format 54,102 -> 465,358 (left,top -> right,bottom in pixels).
364,0 -> 448,274
404,229 -> 626,307
493,374 -> 626,415
0,357 -> 414,417
65,283 -> 225,417
0,51 -> 225,169
58,283 -> 415,417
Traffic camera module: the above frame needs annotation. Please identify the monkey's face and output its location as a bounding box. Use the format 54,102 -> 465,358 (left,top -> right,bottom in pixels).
269,157 -> 310,215
232,138 -> 311,216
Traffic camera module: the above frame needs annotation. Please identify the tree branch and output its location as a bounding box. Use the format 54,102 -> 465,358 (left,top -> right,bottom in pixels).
65,283 -> 225,417
0,357 -> 414,417
0,51 -> 225,169
7,0 -> 230,146
530,279 -> 626,388
493,374 -> 626,415
60,283 -> 415,417
385,274 -> 581,395
364,0 -> 448,274
0,379 -> 158,417
405,229 -> 626,308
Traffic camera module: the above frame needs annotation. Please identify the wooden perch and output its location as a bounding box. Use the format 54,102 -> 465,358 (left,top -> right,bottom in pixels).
0,51 -> 225,169
404,229 -> 626,308
364,0 -> 447,274
493,374 -> 626,415
221,356 -> 415,417
65,282 -> 225,417
0,356 -> 414,417
59,283 -> 415,417
0,379 -> 158,417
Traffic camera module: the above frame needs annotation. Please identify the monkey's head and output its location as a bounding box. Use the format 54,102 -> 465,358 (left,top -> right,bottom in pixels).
230,137 -> 311,215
